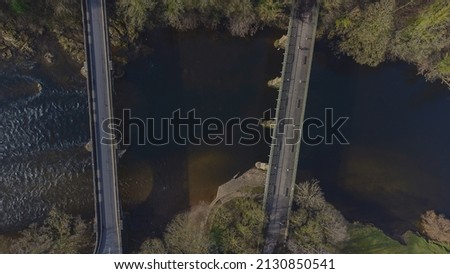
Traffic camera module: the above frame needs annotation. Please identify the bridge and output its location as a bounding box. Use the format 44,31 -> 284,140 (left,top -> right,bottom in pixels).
81,0 -> 122,254
263,0 -> 320,253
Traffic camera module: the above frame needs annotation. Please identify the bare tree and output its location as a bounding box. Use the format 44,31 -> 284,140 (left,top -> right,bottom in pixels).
420,211 -> 450,244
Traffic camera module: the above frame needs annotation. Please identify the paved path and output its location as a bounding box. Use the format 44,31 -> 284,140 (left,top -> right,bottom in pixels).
263,0 -> 319,253
82,0 -> 122,254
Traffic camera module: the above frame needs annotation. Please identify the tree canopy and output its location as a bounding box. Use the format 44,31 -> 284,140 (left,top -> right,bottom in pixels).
334,0 -> 395,67
322,0 -> 450,86
10,208 -> 93,254
287,181 -> 348,253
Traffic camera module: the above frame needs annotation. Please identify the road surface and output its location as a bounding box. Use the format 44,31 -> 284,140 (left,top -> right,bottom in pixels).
263,0 -> 319,253
82,0 -> 122,254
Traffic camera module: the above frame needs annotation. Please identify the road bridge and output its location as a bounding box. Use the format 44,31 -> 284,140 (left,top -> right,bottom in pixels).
263,0 -> 320,253
81,0 -> 122,254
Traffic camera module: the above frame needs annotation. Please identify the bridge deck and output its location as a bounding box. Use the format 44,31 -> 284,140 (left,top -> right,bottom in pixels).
82,0 -> 122,254
263,0 -> 320,253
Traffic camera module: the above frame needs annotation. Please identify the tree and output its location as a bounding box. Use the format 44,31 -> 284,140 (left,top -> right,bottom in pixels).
335,0 -> 396,66
319,0 -> 356,37
10,208 -> 93,254
287,181 -> 348,253
224,0 -> 258,37
117,0 -> 157,31
257,0 -> 286,26
196,0 -> 226,29
437,55 -> 450,76
389,0 -> 450,85
391,0 -> 450,64
294,179 -> 326,210
162,0 -> 200,30
164,210 -> 210,253
210,197 -> 265,253
420,211 -> 450,245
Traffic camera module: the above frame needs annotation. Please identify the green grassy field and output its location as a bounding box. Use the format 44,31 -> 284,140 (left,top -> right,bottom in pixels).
342,223 -> 450,254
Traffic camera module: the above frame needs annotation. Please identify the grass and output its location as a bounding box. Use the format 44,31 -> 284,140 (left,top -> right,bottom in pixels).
342,223 -> 450,254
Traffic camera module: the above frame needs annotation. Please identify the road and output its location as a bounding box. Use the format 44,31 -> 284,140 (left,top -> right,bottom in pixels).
263,0 -> 319,253
82,0 -> 122,254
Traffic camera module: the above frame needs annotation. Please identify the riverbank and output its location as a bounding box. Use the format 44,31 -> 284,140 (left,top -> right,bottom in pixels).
2,1 -> 449,87
210,170 -> 450,254
0,0 -> 291,73
320,0 -> 450,87
141,167 -> 450,254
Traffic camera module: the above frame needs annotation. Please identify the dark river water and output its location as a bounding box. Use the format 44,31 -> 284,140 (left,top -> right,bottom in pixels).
114,29 -> 279,244
301,43 -> 450,234
1,29 -> 449,247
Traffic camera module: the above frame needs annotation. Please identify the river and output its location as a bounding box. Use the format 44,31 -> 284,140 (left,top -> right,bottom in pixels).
0,59 -> 93,231
0,29 -> 449,248
301,43 -> 450,234
114,29 -> 279,245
